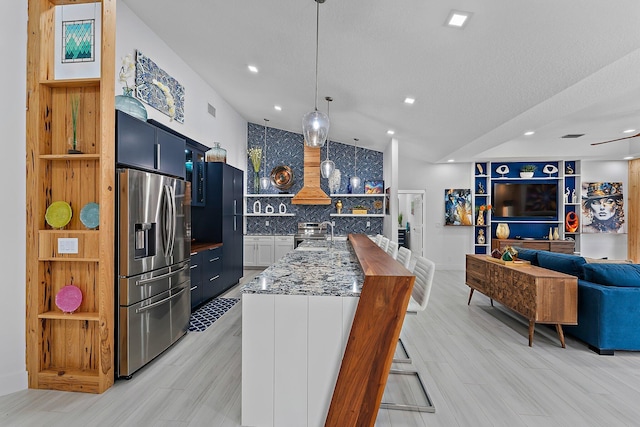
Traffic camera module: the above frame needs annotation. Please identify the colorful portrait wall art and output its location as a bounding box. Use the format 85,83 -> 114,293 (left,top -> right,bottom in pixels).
581,182 -> 625,233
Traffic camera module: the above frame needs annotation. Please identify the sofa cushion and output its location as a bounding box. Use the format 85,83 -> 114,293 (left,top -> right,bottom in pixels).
536,251 -> 587,279
583,263 -> 640,288
512,247 -> 539,265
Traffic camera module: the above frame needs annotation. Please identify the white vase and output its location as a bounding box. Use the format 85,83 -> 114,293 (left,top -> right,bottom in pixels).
496,223 -> 510,239
520,171 -> 534,178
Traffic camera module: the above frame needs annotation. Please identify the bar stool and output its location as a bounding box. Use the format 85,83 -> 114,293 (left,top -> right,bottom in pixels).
381,255 -> 436,413
396,246 -> 412,270
386,240 -> 399,259
378,236 -> 390,252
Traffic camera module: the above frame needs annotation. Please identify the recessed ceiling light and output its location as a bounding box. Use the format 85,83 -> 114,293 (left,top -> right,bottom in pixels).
447,159 -> 455,163
524,131 -> 535,136
274,105 -> 282,111
624,129 -> 636,133
387,130 -> 395,135
247,65 -> 258,73
446,10 -> 472,28
404,97 -> 415,105
624,156 -> 634,160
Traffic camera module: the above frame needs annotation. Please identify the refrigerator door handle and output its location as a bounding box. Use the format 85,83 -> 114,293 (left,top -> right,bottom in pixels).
135,264 -> 189,286
135,286 -> 187,314
161,184 -> 173,258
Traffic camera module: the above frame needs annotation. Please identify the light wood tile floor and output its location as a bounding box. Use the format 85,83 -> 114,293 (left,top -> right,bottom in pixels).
3,269 -> 640,426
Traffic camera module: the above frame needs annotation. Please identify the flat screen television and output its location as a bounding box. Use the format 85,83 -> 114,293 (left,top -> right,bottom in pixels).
492,182 -> 557,218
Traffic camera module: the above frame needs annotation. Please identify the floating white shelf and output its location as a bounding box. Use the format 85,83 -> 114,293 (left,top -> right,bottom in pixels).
330,193 -> 385,197
245,194 -> 295,198
245,213 -> 296,217
330,214 -> 385,217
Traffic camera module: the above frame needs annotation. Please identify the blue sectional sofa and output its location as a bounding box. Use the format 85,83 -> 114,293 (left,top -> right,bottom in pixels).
514,247 -> 640,355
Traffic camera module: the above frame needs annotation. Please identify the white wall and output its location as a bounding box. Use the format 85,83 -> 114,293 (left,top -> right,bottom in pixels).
0,1 -> 28,396
580,160 -> 628,260
398,157 -> 473,270
116,1 -> 248,170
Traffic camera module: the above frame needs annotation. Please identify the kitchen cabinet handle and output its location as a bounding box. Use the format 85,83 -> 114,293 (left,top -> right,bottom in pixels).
209,275 -> 220,282
190,264 -> 198,269
137,264 -> 189,285
209,257 -> 220,262
135,286 -> 187,313
190,285 -> 198,291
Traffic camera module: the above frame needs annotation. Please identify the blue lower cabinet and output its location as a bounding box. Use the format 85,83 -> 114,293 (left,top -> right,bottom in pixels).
202,247 -> 223,301
190,252 -> 203,310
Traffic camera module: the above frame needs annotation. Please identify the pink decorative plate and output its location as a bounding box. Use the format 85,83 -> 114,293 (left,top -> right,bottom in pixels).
55,285 -> 83,313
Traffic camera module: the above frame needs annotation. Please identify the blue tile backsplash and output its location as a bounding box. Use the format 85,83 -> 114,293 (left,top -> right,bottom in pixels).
245,123 -> 385,235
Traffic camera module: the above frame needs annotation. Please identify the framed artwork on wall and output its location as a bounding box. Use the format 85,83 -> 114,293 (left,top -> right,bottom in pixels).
581,182 -> 625,233
54,2 -> 102,79
135,50 -> 185,123
445,188 -> 473,226
364,180 -> 383,194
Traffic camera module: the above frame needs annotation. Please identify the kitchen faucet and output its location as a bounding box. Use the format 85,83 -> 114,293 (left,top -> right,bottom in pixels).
319,221 -> 334,243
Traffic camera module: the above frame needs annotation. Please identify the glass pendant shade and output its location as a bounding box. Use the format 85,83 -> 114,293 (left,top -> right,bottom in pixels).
260,176 -> 271,190
302,110 -> 330,147
321,159 -> 335,178
350,175 -> 361,191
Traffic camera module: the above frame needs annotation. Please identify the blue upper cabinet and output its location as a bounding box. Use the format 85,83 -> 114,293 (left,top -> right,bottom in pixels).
116,111 -> 186,179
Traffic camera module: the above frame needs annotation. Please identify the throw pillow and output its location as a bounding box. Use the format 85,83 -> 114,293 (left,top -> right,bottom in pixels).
536,251 -> 587,279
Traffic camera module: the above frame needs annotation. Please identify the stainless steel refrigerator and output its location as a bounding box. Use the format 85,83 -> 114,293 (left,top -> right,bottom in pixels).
116,168 -> 191,378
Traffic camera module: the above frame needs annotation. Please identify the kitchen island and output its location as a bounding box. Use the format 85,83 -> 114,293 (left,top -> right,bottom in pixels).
242,234 -> 414,427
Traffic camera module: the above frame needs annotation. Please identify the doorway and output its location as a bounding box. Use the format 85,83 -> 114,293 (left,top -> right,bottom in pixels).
398,190 -> 425,257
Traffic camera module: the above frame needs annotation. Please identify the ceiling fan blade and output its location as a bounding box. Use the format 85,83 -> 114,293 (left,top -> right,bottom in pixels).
591,132 -> 640,146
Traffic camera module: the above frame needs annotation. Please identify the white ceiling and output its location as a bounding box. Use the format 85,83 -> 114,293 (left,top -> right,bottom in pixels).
122,0 -> 640,163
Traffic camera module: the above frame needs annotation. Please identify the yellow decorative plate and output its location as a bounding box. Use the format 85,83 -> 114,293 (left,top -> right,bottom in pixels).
45,201 -> 72,229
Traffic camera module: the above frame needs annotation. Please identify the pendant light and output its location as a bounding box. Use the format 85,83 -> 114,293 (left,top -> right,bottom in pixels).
301,0 -> 330,148
260,119 -> 271,190
350,138 -> 361,192
320,96 -> 335,178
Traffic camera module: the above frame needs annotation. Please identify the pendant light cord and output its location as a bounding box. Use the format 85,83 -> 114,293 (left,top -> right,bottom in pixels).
354,138 -> 358,175
313,0 -> 320,111
325,97 -> 331,159
263,119 -> 269,178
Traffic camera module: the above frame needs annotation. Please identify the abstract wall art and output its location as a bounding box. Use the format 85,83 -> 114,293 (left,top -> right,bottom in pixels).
135,50 -> 185,123
445,188 -> 473,226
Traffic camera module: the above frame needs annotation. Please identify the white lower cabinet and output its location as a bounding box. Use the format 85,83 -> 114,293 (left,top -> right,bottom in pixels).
244,235 -> 294,267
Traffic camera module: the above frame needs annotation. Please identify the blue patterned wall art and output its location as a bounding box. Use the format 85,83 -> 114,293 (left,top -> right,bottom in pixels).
135,50 -> 185,123
245,123 -> 385,235
62,19 -> 95,63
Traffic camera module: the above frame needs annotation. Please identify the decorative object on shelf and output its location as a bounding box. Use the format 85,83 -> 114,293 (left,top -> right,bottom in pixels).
581,181 -> 625,234
398,212 -> 403,227
572,189 -> 577,204
553,227 -> 560,240
335,199 -> 343,214
445,188 -> 473,226
565,163 -> 574,175
495,223 -> 510,239
320,97 -> 335,178
476,163 -> 484,175
45,201 -> 72,229
350,138 -> 361,192
260,119 -> 271,190
68,94 -> 82,154
265,204 -> 274,214
385,187 -> 390,215
135,50 -> 184,123
54,2 -> 101,79
279,203 -> 287,214
549,227 -> 554,240
373,200 -> 383,211
543,164 -> 558,177
248,147 -> 263,193
566,211 -> 579,232
253,200 -> 262,214
364,180 -> 384,194
115,53 -> 148,122
79,202 -> 99,229
501,246 -> 518,261
55,284 -> 83,314
205,142 -> 227,163
520,164 -> 537,178
271,165 -> 294,192
301,0 -> 330,148
328,168 -> 341,194
353,205 -> 367,215
476,204 -> 491,226
496,164 -> 509,177
491,248 -> 503,259
564,187 -> 570,203
477,181 -> 485,194
477,229 -> 485,244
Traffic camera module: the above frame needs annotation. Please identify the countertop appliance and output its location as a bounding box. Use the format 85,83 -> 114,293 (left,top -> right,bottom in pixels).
116,168 -> 191,378
294,222 -> 328,248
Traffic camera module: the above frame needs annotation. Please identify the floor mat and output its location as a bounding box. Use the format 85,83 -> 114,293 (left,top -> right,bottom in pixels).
189,297 -> 240,332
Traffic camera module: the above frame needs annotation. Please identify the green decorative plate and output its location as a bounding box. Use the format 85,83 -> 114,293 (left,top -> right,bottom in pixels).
80,202 -> 99,229
45,201 -> 72,229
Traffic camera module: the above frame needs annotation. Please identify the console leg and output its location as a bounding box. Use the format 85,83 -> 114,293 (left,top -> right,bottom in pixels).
467,288 -> 474,305
555,324 -> 566,348
528,320 -> 535,347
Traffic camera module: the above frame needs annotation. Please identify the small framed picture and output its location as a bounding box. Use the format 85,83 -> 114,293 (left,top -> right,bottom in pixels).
364,180 -> 384,194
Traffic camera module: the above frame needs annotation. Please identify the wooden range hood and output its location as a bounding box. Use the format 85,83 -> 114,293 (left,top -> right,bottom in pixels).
292,145 -> 331,205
